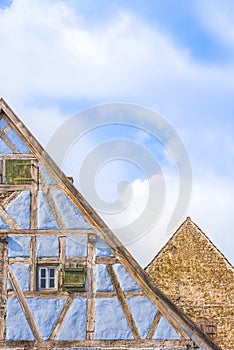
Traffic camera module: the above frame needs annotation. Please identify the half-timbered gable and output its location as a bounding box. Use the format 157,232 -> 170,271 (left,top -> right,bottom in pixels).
0,98 -> 221,350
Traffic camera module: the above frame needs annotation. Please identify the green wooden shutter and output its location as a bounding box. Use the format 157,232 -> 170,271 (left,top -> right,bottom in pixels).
63,263 -> 86,292
5,160 -> 31,184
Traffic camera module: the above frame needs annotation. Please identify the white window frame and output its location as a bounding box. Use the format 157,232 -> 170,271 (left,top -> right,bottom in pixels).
38,266 -> 58,290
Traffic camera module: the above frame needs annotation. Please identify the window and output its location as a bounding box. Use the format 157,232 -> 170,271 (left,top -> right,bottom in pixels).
63,263 -> 86,292
38,266 -> 58,290
5,159 -> 31,185
197,318 -> 217,338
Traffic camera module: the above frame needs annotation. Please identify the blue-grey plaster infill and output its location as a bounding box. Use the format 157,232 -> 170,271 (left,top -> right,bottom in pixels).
7,129 -> 31,154
7,278 -> 13,291
57,298 -> 87,340
6,190 -> 31,229
38,191 -> 59,229
94,298 -> 133,340
127,297 -> 158,339
66,236 -> 87,257
0,215 -> 10,229
0,139 -> 13,154
8,236 -> 31,258
153,316 -> 181,340
96,264 -> 114,292
12,264 -> 30,291
113,264 -> 141,292
27,298 -> 67,340
0,117 -> 8,129
51,190 -> 91,230
39,163 -> 56,185
96,236 -> 115,257
6,298 -> 34,340
37,236 -> 59,258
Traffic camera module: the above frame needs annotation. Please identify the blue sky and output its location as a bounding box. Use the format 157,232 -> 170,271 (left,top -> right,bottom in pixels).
0,0 -> 233,266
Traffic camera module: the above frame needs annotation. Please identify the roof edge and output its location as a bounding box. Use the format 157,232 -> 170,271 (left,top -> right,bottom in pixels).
0,98 -> 222,350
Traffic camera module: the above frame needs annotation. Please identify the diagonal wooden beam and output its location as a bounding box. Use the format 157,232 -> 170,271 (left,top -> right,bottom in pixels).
1,191 -> 21,208
0,205 -> 21,229
49,296 -> 73,340
0,98 -> 222,350
146,310 -> 162,339
8,265 -> 43,342
39,172 -> 66,230
0,129 -> 19,153
107,264 -> 141,340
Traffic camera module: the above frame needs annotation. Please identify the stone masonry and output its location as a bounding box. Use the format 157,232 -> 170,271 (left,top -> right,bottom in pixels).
146,217 -> 234,349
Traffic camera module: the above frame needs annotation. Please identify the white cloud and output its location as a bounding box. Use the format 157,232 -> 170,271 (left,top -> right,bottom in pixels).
0,0 -> 233,265
122,173 -> 234,267
196,0 -> 234,47
1,0 -> 233,105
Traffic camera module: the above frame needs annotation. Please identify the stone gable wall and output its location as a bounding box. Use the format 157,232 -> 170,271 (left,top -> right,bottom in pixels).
146,219 -> 234,349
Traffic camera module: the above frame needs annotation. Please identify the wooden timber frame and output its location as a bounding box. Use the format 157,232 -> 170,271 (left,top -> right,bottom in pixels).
0,98 -> 222,350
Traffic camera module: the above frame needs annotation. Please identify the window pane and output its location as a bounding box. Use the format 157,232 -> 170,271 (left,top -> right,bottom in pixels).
40,279 -> 46,289
40,268 -> 46,278
49,268 -> 55,277
49,278 -> 55,288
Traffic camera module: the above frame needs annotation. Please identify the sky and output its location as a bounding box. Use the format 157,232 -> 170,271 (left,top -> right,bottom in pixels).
0,0 -> 233,266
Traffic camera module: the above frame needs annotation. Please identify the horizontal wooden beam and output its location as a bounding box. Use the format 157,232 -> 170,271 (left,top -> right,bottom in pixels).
0,154 -> 36,160
2,229 -> 95,236
1,98 -> 221,350
7,291 -> 145,299
3,339 -> 196,349
96,257 -> 119,264
0,185 -> 31,191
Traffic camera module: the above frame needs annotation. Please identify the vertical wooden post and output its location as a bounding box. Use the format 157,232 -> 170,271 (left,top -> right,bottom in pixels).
86,233 -> 96,340
30,160 -> 38,291
0,234 -> 8,341
59,236 -> 66,289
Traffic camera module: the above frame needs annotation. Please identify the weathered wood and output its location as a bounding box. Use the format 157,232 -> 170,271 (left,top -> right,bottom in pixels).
0,129 -> 19,153
96,290 -> 145,298
30,159 -> 38,229
37,258 -> 60,265
4,229 -> 95,236
146,311 -> 162,339
0,154 -> 36,160
0,185 -> 31,191
0,206 -> 21,229
39,171 -> 66,230
3,124 -> 11,134
0,159 -> 4,184
107,264 -> 141,340
30,236 -> 37,292
9,258 -> 30,264
1,191 -> 21,208
58,236 -> 66,289
49,296 -> 73,340
7,291 -> 84,299
0,235 -> 7,341
86,233 -> 96,340
3,338 -> 196,348
36,257 -> 87,264
30,160 -> 38,292
96,257 -> 119,264
0,98 -> 222,350
8,265 -> 43,342
7,290 -> 145,299
62,257 -> 87,263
